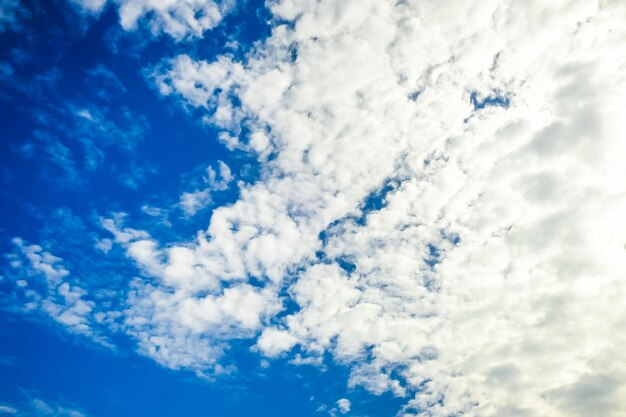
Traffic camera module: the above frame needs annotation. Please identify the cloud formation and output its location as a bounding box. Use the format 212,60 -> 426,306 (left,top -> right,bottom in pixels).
147,0 -> 626,415
5,0 -> 626,416
336,398 -> 350,414
72,0 -> 235,39
179,161 -> 233,217
5,238 -> 109,345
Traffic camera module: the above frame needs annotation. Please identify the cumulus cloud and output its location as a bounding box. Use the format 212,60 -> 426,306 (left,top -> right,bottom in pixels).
336,398 -> 350,414
71,0 -> 235,39
100,216 -> 283,371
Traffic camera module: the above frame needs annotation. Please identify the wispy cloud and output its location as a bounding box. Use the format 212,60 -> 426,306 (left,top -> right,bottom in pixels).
178,160 -> 233,217
28,398 -> 86,417
0,391 -> 90,417
0,0 -> 28,33
4,239 -> 100,341
1,60 -> 151,189
0,404 -> 17,415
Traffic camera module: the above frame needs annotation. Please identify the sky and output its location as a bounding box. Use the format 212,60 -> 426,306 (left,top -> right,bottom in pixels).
1,0 -> 626,416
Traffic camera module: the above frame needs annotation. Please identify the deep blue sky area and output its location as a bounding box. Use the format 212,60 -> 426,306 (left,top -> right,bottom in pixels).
0,1 -> 406,416
0,315 -> 404,417
0,0 -> 254,245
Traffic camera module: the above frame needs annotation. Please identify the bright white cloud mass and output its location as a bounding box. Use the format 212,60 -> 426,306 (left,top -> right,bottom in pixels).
72,0 -> 234,38
5,0 -> 626,416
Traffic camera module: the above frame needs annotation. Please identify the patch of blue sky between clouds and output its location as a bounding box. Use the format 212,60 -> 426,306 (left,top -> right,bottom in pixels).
469,90 -> 510,110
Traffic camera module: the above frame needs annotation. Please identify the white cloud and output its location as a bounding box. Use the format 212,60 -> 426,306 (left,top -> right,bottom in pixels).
336,398 -> 350,414
210,161 -> 233,190
177,160 -> 233,217
101,216 -> 282,370
11,238 -> 70,283
71,0 -> 235,39
154,55 -> 247,131
179,189 -> 211,217
117,0 -> 234,39
70,0 -> 108,15
256,328 -> 297,357
5,238 -> 109,345
121,276 -> 282,371
94,237 -> 113,253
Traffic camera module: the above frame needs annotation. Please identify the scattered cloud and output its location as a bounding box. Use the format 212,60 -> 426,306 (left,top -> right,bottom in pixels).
27,101 -> 151,189
336,398 -> 350,414
4,239 -> 101,342
4,1 -> 626,416
178,160 -> 233,217
0,59 -> 151,189
0,392 -> 89,417
179,189 -> 211,217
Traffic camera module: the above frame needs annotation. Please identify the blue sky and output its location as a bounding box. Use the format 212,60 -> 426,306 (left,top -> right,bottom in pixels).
0,1 -> 401,416
1,317 -> 402,417
2,1 -> 626,416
